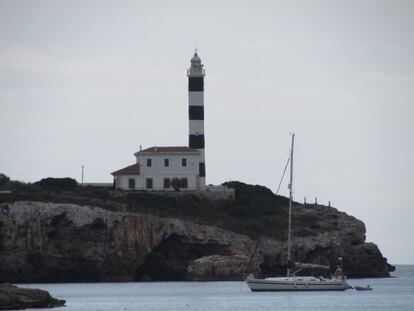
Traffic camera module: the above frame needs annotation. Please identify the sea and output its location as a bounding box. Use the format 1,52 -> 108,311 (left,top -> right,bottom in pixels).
20,265 -> 414,311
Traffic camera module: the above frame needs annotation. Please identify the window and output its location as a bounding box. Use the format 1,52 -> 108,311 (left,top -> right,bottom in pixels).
199,162 -> 206,177
164,158 -> 169,167
146,158 -> 152,167
128,178 -> 135,189
146,178 -> 153,189
163,178 -> 170,189
180,178 -> 188,189
182,158 -> 187,167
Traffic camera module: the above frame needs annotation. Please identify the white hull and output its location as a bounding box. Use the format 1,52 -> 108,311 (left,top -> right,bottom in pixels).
246,276 -> 352,292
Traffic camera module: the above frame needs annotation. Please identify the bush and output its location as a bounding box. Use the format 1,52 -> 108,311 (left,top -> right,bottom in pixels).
245,222 -> 261,238
7,180 -> 30,191
0,173 -> 10,187
0,220 -> 4,252
294,227 -> 318,237
228,206 -> 249,217
171,178 -> 181,191
295,214 -> 322,226
34,177 -> 78,191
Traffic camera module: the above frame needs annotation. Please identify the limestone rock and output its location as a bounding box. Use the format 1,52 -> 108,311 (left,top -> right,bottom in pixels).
187,255 -> 250,280
0,202 -> 251,282
0,201 -> 392,282
0,283 -> 65,310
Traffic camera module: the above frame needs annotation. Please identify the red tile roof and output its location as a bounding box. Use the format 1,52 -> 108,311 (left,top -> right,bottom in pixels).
135,146 -> 200,154
111,163 -> 140,176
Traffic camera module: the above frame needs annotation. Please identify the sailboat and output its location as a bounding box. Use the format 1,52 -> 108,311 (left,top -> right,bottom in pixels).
246,134 -> 352,291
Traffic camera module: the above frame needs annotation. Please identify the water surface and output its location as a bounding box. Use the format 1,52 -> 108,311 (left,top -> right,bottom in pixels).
21,265 -> 414,311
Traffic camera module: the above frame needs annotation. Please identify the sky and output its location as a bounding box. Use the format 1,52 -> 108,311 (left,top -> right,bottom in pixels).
0,0 -> 413,264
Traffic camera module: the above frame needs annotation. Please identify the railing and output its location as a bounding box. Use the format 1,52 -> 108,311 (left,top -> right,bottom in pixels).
187,68 -> 205,76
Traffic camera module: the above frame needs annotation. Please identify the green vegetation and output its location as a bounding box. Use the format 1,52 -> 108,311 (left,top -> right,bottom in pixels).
171,178 -> 181,191
0,173 -> 10,187
34,177 -> 78,191
0,219 -> 4,252
1,175 -> 332,241
0,174 -> 77,192
1,176 -> 323,240
0,173 -> 33,196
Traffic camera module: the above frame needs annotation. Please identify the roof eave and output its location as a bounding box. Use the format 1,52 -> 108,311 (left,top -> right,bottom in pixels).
135,151 -> 200,155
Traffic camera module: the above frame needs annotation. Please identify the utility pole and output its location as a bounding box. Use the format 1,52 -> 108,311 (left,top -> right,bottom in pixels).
81,165 -> 84,185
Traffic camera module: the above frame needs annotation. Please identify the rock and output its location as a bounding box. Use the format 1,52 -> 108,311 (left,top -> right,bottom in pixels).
344,242 -> 393,277
0,202 -> 252,282
0,283 -> 65,310
187,255 -> 250,280
0,201 -> 392,282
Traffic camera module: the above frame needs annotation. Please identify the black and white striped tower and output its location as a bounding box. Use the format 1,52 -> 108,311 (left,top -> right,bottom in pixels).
187,49 -> 206,189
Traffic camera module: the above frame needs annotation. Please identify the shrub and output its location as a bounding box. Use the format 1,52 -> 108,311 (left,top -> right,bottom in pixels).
0,220 -> 3,252
171,178 -> 181,191
0,173 -> 10,187
295,214 -> 322,226
34,177 -> 78,191
294,227 -> 318,237
228,206 -> 249,217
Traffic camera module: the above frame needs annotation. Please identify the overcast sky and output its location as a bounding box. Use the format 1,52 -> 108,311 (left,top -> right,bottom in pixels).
1,0 -> 413,264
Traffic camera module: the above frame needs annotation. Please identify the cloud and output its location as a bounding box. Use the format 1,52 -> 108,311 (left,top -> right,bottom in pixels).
363,71 -> 414,85
0,49 -> 178,81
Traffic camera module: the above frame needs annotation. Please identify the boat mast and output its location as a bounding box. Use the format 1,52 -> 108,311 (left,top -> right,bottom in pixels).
287,133 -> 295,277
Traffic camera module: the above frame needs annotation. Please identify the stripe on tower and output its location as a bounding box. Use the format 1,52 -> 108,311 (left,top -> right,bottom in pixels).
189,134 -> 205,149
189,77 -> 204,92
189,106 -> 204,120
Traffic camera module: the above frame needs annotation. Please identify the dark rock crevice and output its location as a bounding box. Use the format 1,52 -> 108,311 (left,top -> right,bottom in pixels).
135,233 -> 231,281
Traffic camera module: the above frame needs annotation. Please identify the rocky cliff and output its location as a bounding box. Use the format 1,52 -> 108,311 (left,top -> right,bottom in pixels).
0,200 -> 392,282
0,202 -> 252,282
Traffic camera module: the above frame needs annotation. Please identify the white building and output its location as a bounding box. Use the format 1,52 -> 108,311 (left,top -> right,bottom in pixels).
111,51 -> 207,191
112,146 -> 202,191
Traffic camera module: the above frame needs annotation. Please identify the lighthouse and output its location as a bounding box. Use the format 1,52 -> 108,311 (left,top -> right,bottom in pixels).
112,51 -> 212,192
187,50 -> 206,189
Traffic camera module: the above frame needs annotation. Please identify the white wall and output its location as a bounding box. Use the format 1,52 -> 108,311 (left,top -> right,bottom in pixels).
114,174 -> 141,190
136,152 -> 201,190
